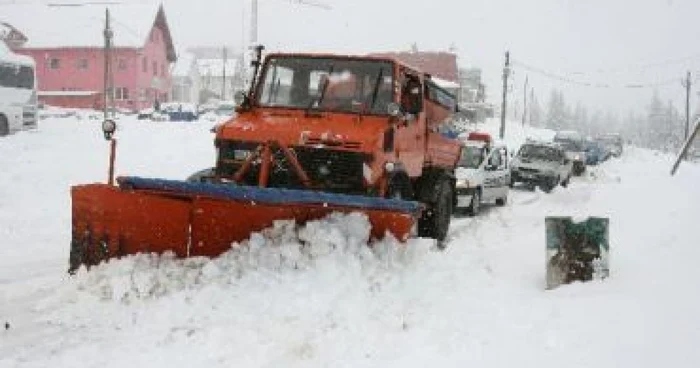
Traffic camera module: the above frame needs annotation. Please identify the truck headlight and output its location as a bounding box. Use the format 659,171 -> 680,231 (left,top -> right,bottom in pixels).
456,179 -> 470,188
233,149 -> 252,160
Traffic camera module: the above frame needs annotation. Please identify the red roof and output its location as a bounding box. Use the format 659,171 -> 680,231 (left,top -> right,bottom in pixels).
369,51 -> 459,83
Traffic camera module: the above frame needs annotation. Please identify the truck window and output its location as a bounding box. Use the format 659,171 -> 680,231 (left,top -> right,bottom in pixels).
488,151 -> 502,168
0,63 -> 34,89
257,56 -> 394,115
459,145 -> 485,169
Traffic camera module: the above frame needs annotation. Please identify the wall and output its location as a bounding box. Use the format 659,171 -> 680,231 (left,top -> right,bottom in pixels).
136,25 -> 171,110
14,24 -> 172,111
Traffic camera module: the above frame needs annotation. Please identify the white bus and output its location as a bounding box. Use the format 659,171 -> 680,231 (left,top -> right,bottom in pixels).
0,41 -> 37,137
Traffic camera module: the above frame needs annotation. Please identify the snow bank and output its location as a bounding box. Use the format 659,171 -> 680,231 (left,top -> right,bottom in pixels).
67,213 -> 426,303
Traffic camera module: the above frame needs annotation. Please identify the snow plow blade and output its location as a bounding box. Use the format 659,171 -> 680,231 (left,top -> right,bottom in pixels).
69,176 -> 422,273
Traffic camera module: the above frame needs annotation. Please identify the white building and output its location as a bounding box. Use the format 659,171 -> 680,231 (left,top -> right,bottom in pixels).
170,51 -> 200,104
197,58 -> 238,102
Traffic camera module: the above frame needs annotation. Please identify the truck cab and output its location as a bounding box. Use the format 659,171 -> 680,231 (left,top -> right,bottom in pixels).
454,132 -> 510,215
205,50 -> 462,244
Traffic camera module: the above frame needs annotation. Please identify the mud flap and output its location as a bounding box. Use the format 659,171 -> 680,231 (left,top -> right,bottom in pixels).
545,216 -> 609,290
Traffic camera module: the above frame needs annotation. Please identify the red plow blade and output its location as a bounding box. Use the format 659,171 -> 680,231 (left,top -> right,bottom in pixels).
69,177 -> 422,273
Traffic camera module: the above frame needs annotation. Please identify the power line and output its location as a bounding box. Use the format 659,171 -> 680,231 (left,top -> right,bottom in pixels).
512,58 -> 680,90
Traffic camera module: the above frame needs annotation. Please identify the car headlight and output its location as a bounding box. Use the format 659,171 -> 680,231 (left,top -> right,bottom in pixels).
456,179 -> 470,188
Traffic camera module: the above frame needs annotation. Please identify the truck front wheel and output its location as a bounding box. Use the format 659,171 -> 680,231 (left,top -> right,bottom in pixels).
0,115 -> 9,137
418,177 -> 454,248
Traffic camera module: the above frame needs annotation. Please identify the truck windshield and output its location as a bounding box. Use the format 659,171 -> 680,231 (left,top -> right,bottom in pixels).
257,56 -> 394,115
458,145 -> 485,169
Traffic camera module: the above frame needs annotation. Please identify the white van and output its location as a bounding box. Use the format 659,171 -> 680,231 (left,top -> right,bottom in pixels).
0,41 -> 37,136
454,132 -> 510,216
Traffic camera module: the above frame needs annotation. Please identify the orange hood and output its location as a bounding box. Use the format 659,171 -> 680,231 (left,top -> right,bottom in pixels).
217,109 -> 391,152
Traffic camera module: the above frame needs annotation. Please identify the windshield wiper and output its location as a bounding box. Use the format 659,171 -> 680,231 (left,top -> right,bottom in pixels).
306,65 -> 334,115
367,68 -> 384,113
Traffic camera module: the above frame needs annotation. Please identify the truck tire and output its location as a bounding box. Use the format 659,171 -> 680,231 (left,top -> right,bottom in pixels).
561,175 -> 570,188
540,176 -> 557,193
467,188 -> 480,216
418,177 -> 454,247
495,194 -> 507,206
386,172 -> 412,200
0,115 -> 9,137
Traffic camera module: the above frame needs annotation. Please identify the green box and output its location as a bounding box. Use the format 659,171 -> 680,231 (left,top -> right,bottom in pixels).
545,217 -> 609,290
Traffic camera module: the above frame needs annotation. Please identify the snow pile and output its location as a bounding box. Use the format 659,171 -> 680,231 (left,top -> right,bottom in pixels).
67,213 -> 425,303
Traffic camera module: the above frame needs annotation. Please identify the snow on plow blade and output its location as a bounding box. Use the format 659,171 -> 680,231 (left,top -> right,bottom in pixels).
69,176 -> 422,273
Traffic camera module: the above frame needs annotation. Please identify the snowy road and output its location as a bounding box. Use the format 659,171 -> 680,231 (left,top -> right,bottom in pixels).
2,118 -> 700,367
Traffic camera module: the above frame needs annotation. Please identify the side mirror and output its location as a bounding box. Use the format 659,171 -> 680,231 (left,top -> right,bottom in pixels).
387,102 -> 401,117
234,90 -> 248,106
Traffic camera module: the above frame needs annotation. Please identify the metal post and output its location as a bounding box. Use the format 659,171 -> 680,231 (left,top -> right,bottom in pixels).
108,138 -> 117,185
250,0 -> 258,45
222,46 -> 227,99
671,116 -> 700,175
684,71 -> 691,140
103,8 -> 113,120
500,51 -> 510,139
521,76 -> 528,127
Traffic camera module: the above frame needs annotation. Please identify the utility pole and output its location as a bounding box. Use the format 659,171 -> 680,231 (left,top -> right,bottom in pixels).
103,8 -> 113,119
222,46 -> 227,99
683,71 -> 691,139
500,51 -> 510,139
521,75 -> 528,127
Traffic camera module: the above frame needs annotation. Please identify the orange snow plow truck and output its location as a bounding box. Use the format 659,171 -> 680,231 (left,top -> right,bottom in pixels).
69,46 -> 462,273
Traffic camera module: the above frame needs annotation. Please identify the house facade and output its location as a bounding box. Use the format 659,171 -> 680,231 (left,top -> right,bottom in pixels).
197,58 -> 240,102
0,3 -> 176,111
170,52 -> 201,104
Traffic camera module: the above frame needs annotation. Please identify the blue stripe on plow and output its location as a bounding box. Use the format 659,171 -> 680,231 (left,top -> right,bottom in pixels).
117,176 -> 422,215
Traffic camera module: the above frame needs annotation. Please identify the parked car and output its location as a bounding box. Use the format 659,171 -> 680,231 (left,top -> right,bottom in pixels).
554,131 -> 587,175
161,102 -> 198,122
510,141 -> 573,192
136,107 -> 168,121
454,132 -> 510,215
583,139 -> 609,165
598,133 -> 624,157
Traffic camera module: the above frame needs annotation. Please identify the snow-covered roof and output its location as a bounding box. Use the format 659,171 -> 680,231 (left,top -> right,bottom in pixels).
0,2 -> 175,61
0,38 -> 34,66
197,58 -> 238,78
171,52 -> 197,77
432,76 -> 460,90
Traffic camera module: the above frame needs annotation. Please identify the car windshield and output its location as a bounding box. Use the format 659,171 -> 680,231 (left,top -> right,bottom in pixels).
257,56 -> 394,115
458,145 -> 485,169
518,144 -> 561,161
556,139 -> 583,152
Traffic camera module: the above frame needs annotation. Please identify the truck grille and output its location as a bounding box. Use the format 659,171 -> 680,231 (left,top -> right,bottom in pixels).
217,141 -> 369,194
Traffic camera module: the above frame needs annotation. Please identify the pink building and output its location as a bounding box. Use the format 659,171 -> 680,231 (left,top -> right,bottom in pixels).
0,3 -> 176,111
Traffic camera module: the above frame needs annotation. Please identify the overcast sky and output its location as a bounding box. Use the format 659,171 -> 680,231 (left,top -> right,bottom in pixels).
156,0 -> 700,116
9,0 -> 695,115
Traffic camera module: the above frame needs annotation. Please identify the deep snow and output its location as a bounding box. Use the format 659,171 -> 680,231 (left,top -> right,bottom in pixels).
2,117 -> 700,367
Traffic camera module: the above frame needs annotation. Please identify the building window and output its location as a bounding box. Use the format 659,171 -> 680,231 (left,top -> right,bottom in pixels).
112,87 -> 129,101
152,61 -> 157,76
118,58 -> 127,71
49,58 -> 60,69
76,58 -> 88,70
161,63 -> 165,77
142,57 -> 147,73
